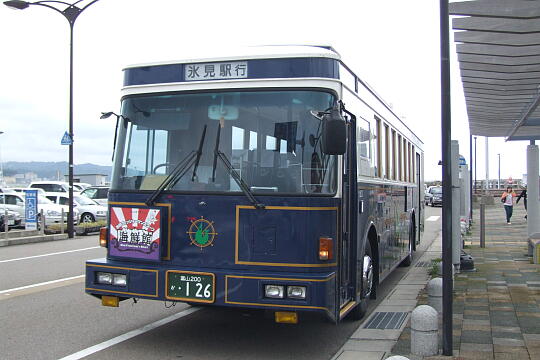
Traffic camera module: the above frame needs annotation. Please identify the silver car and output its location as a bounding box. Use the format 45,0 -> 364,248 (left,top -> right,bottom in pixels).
47,194 -> 107,223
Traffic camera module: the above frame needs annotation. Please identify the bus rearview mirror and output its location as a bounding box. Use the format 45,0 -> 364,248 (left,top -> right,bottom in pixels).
321,108 -> 346,155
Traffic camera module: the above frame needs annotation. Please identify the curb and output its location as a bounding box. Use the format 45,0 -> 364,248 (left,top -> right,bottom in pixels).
0,233 -> 70,247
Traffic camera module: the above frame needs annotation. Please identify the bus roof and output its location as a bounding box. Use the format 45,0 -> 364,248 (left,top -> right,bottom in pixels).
123,45 -> 341,70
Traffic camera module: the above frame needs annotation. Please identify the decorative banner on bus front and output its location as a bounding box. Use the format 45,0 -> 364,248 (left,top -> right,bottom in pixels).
184,61 -> 248,81
109,207 -> 161,261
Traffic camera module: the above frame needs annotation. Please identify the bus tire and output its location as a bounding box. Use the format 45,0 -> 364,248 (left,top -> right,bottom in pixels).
400,239 -> 413,267
401,219 -> 415,267
348,244 -> 375,321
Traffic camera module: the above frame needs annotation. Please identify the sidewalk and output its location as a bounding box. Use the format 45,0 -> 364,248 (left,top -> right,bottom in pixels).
389,204 -> 540,359
331,204 -> 539,360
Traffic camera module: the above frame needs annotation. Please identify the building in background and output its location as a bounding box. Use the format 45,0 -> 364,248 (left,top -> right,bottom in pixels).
64,174 -> 108,186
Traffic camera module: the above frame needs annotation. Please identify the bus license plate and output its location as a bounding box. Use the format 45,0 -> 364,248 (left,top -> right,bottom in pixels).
166,271 -> 215,303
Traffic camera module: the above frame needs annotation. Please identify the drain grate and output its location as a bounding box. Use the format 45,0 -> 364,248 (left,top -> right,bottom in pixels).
415,261 -> 431,268
363,311 -> 408,329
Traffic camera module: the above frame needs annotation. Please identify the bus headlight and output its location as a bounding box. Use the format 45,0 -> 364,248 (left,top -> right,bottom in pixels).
113,274 -> 127,286
287,286 -> 306,299
265,285 -> 284,299
96,272 -> 112,284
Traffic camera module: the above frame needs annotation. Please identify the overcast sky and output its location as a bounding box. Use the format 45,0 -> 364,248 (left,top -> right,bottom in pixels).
0,0 -> 533,181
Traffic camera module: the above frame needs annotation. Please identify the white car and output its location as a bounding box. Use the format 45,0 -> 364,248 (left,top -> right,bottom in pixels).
73,182 -> 92,191
37,196 -> 79,226
29,181 -> 81,194
0,192 -> 78,226
46,194 -> 107,223
0,192 -> 26,226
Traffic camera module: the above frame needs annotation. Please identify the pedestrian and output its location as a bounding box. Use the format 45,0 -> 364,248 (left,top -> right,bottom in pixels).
501,186 -> 517,224
516,187 -> 527,219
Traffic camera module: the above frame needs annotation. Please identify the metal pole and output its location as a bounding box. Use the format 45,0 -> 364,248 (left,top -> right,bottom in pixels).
485,137 -> 489,192
498,153 -> 501,190
440,0 -> 453,354
474,136 -> 477,194
61,208 -> 65,234
480,201 -> 485,248
0,131 -> 8,238
527,142 -> 539,237
67,22 -> 74,238
469,134 -> 473,220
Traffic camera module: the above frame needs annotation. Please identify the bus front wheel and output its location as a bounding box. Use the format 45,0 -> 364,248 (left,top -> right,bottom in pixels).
349,244 -> 377,320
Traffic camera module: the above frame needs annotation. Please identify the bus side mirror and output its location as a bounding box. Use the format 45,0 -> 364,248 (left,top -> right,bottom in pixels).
321,108 -> 346,155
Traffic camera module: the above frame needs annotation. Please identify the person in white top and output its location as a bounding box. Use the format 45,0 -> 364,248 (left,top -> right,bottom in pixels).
501,186 -> 517,224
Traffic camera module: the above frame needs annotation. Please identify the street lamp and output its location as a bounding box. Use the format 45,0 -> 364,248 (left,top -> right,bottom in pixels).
4,0 -> 99,238
100,111 -> 127,161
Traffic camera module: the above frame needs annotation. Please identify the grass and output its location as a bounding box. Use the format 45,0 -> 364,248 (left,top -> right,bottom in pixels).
429,258 -> 442,277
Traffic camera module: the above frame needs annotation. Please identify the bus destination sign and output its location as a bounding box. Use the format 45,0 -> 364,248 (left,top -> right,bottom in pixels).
184,61 -> 248,81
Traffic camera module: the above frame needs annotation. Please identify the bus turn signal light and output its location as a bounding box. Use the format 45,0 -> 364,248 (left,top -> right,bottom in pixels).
275,311 -> 298,324
102,296 -> 119,307
99,227 -> 108,247
319,237 -> 333,260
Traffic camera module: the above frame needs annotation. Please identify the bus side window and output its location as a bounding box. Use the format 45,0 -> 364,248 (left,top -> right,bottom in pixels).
357,117 -> 371,177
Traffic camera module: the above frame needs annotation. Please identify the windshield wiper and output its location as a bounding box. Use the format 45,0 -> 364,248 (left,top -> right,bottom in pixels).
145,125 -> 207,206
211,124 -> 265,210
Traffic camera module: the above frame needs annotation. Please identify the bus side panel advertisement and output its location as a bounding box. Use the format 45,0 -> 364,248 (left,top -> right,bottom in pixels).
109,207 -> 161,261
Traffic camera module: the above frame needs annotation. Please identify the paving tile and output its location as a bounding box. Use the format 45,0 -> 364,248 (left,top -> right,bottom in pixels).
461,330 -> 493,344
493,337 -> 526,347
492,331 -> 524,340
458,350 -> 494,359
494,345 -> 528,353
335,350 -> 386,360
460,342 -> 493,352
494,349 -> 533,359
342,339 -> 394,352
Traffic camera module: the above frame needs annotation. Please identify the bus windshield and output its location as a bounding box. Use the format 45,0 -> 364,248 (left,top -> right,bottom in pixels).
112,90 -> 337,195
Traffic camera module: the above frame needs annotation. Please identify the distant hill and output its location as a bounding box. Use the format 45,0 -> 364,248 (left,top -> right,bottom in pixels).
4,161 -> 112,180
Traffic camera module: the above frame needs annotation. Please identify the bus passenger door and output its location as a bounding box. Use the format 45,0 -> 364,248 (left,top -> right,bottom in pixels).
337,112 -> 358,319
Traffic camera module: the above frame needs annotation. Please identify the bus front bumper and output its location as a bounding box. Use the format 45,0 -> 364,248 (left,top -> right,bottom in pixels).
85,258 -> 337,317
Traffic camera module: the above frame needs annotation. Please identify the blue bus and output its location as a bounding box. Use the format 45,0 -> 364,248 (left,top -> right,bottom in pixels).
86,45 -> 424,323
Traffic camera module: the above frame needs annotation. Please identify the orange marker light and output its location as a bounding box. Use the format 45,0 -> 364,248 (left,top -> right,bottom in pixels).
99,227 -> 108,247
319,237 -> 333,260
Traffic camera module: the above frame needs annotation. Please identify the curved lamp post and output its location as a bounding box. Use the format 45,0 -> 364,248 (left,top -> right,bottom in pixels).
4,0 -> 99,238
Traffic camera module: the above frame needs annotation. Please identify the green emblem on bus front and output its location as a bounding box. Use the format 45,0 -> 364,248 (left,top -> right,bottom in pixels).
187,217 -> 217,249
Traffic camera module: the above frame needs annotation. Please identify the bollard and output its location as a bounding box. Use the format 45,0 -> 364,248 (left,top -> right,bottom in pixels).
529,233 -> 540,264
40,209 -> 45,235
3,208 -> 8,239
411,305 -> 438,356
427,278 -> 443,314
61,208 -> 65,234
480,202 -> 485,248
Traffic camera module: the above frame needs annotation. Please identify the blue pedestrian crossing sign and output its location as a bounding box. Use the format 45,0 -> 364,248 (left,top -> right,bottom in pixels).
61,131 -> 73,145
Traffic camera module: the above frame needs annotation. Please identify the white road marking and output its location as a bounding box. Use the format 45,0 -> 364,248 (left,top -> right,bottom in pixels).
58,307 -> 201,360
426,216 -> 440,222
0,275 -> 84,295
0,246 -> 101,264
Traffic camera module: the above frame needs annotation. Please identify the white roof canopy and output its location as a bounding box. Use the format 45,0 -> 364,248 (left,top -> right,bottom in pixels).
450,0 -> 540,141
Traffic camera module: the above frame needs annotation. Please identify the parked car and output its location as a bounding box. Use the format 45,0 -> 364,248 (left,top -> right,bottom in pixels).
0,208 -> 22,230
9,187 -> 46,196
36,196 -> 79,226
29,181 -> 81,194
0,193 -> 26,225
80,186 -> 109,206
46,194 -> 107,223
73,182 -> 92,191
425,186 -> 443,207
